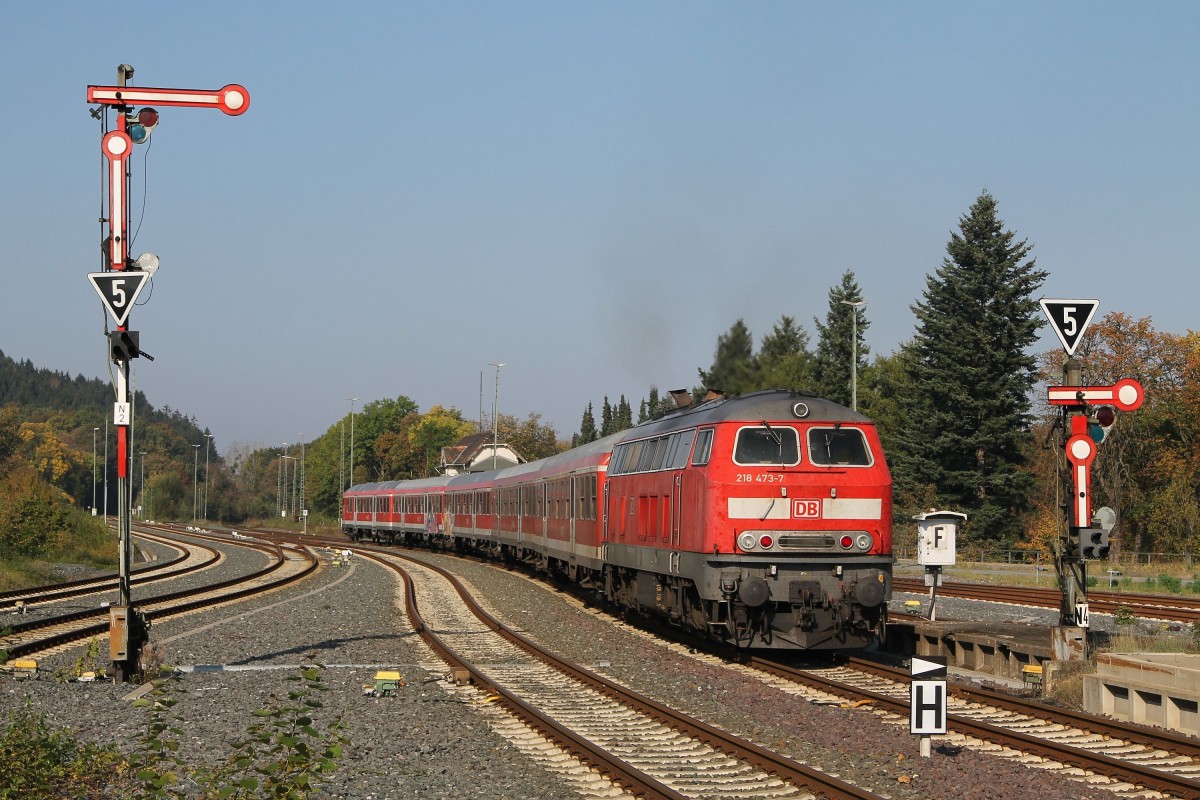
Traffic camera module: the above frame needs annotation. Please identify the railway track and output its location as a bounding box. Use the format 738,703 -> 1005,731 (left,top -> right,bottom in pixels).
264,532 -> 1200,797
892,576 -> 1200,623
0,530 -> 220,612
760,658 -> 1200,799
365,548 -> 887,800
2,537 -> 319,661
533,582 -> 1200,799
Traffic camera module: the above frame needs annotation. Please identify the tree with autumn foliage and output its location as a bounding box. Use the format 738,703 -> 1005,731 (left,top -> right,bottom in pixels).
1035,313 -> 1200,558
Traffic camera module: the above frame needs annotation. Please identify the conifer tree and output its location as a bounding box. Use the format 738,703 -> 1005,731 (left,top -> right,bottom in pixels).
758,316 -> 814,392
893,191 -> 1047,545
600,397 -> 614,437
574,402 -> 598,446
698,319 -> 758,395
615,396 -> 633,431
812,271 -> 868,407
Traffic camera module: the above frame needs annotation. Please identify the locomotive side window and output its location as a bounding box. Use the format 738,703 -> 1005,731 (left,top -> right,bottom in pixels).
807,427 -> 873,466
666,429 -> 696,469
734,426 -> 800,466
691,428 -> 714,466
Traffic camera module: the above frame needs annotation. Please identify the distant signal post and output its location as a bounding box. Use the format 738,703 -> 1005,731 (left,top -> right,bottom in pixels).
1040,299 -> 1144,658
87,65 -> 249,682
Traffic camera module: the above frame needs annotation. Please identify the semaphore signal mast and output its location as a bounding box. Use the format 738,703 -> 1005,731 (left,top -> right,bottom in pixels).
86,64 -> 250,682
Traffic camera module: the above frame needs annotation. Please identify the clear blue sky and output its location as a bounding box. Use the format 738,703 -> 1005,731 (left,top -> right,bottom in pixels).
3,3 -> 1197,454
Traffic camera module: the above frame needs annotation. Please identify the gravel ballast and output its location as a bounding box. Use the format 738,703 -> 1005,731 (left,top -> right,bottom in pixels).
4,540 -> 1142,799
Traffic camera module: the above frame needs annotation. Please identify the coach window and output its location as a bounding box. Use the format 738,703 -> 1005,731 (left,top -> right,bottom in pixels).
691,428 -> 714,466
734,425 -> 800,466
807,427 -> 872,466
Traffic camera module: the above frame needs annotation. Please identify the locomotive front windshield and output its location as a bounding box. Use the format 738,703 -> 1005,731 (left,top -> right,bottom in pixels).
733,425 -> 800,466
807,427 -> 872,466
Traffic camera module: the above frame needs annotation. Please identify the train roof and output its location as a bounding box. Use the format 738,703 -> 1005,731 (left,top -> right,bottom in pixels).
344,391 -> 867,496
345,432 -> 623,496
616,389 -> 869,441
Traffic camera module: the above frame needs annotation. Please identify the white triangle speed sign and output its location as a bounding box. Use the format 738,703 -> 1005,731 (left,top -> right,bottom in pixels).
1040,298 -> 1099,357
88,271 -> 150,327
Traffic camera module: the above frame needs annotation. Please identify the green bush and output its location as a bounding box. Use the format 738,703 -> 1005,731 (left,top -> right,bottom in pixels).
130,665 -> 348,800
0,705 -> 132,799
0,667 -> 348,800
1156,574 -> 1183,593
1114,605 -> 1137,626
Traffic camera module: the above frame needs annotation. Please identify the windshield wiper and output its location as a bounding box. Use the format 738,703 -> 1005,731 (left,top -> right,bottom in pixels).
761,420 -> 782,447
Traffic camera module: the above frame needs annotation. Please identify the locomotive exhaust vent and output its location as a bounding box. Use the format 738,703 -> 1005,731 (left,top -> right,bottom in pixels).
670,389 -> 692,408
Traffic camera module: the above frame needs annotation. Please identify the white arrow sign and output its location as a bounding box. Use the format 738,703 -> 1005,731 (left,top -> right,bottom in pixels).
88,271 -> 150,326
910,655 -> 948,679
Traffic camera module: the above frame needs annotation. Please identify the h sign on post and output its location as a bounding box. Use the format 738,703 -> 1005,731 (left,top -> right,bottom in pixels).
910,680 -> 947,735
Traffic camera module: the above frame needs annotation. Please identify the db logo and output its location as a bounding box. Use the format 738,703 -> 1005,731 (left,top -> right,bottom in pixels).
792,499 -> 820,518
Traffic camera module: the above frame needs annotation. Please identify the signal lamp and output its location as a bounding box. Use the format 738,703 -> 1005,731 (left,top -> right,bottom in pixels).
132,252 -> 160,277
855,534 -> 872,551
758,534 -> 774,549
1079,528 -> 1111,560
839,535 -> 854,549
109,330 -> 140,362
1089,405 -> 1117,444
128,107 -> 159,144
736,531 -> 757,552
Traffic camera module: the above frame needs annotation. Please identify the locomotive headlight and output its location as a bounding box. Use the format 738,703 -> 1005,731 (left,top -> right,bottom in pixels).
737,531 -> 757,551
856,534 -> 872,551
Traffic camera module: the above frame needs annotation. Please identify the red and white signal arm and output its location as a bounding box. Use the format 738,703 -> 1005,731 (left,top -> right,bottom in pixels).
1065,433 -> 1096,528
1047,378 -> 1144,412
88,84 -> 250,115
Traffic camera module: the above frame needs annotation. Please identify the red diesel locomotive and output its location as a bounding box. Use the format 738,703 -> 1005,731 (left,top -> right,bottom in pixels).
343,390 -> 893,650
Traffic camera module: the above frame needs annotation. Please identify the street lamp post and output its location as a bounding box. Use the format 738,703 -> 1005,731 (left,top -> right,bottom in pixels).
489,363 -> 505,469
103,418 -> 109,520
92,427 -> 99,515
138,451 -> 146,520
203,433 -> 213,520
192,444 -> 201,522
298,435 -> 305,522
840,300 -> 867,412
278,444 -> 287,518
348,398 -> 358,490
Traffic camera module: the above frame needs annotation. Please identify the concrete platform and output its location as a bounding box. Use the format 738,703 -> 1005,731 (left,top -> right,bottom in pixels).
889,619 -> 1054,681
1083,653 -> 1200,735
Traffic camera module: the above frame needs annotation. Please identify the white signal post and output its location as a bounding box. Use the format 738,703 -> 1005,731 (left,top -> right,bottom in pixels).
910,655 -> 948,758
87,65 -> 250,682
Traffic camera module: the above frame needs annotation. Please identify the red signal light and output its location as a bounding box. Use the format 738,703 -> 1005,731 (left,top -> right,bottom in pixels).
839,535 -> 854,549
758,534 -> 774,549
137,107 -> 159,127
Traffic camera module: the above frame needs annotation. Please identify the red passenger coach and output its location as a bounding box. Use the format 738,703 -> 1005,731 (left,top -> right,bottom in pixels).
342,389 -> 893,652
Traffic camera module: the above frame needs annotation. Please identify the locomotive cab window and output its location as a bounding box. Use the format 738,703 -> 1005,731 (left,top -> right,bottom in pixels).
733,425 -> 799,466
691,429 -> 714,466
807,427 -> 872,466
